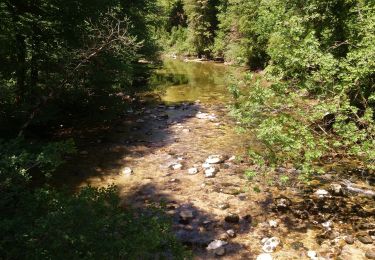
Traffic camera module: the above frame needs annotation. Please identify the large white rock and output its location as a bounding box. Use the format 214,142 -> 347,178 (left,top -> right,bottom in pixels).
205,167 -> 219,178
262,237 -> 280,253
205,155 -> 225,164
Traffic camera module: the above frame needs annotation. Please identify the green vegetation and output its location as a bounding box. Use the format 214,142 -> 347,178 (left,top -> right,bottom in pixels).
157,0 -> 374,179
1,0 -> 374,258
0,1 -> 187,258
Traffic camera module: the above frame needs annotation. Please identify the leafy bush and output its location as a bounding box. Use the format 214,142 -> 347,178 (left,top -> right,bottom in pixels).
0,139 -> 187,259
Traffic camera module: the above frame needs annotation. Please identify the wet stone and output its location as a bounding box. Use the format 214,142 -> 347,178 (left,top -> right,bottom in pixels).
218,203 -> 230,210
207,240 -> 227,256
344,235 -> 354,244
225,214 -> 240,224
366,249 -> 375,259
357,234 -> 373,244
291,241 -> 304,250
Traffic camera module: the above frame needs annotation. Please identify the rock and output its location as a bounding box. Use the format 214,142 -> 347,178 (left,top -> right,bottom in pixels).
269,220 -> 278,228
219,232 -> 229,241
228,155 -> 236,162
205,166 -> 219,178
121,167 -> 133,176
262,237 -> 281,253
307,250 -> 318,259
136,119 -> 144,123
315,189 -> 330,198
207,240 -> 227,256
366,249 -> 375,259
344,235 -> 354,244
170,163 -> 183,170
202,162 -> 211,169
218,203 -> 230,210
226,229 -> 236,238
359,223 -> 375,230
80,150 -> 88,155
205,155 -> 225,164
256,253 -> 273,260
322,221 -> 332,230
291,241 -> 304,250
330,183 -> 343,195
275,197 -> 292,211
182,128 -> 190,133
196,112 -> 216,120
179,209 -> 194,223
357,234 -> 373,244
188,167 -> 198,175
225,213 -> 240,223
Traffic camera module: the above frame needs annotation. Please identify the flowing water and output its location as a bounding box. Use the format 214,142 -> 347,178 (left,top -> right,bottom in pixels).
56,58 -> 374,259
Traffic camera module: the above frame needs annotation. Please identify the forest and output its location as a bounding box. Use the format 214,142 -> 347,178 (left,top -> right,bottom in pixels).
0,0 -> 374,259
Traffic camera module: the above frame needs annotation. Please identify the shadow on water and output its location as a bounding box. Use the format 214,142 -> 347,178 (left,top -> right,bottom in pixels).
51,59 -> 252,257
121,182 -> 253,258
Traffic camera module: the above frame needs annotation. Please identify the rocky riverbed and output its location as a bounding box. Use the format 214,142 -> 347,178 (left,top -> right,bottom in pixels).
56,59 -> 374,259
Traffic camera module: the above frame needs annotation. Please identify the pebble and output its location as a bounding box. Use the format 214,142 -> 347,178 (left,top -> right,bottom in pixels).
344,235 -> 354,244
228,155 -> 236,162
218,203 -> 230,210
202,162 -> 211,169
262,237 -> 280,253
224,213 -> 240,223
219,233 -> 229,241
188,167 -> 198,175
357,234 -> 373,244
315,189 -> 329,198
180,210 -> 194,220
330,183 -> 343,194
205,166 -> 219,178
366,249 -> 375,259
196,112 -> 217,120
256,253 -> 272,260
269,220 -> 278,228
121,167 -> 133,176
307,250 -> 318,259
291,241 -> 304,250
226,229 -> 236,238
207,240 -> 227,256
170,163 -> 183,170
205,155 -> 225,164
322,221 -> 332,230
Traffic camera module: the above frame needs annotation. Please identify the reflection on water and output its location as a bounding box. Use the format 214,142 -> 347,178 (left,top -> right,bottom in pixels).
149,59 -> 232,104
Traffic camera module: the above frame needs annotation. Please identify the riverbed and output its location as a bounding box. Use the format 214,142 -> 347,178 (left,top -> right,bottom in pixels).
55,58 -> 375,259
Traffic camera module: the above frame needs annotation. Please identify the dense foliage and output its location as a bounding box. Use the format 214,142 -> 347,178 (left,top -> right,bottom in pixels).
0,1 -> 187,258
158,0 -> 374,177
0,139 -> 186,258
